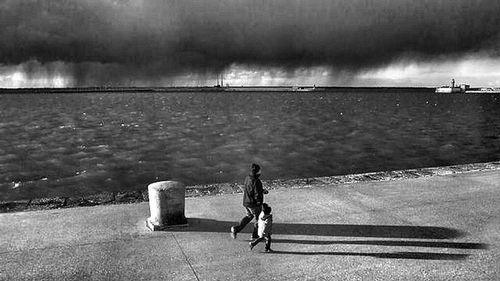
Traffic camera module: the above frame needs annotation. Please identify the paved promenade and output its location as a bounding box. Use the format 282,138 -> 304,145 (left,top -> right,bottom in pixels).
1,169 -> 499,280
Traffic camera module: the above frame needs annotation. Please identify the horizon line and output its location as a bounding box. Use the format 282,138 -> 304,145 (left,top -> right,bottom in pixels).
0,85 -> 435,91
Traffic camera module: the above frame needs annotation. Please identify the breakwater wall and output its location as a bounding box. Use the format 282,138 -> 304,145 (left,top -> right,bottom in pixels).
1,161 -> 499,213
0,86 -> 433,94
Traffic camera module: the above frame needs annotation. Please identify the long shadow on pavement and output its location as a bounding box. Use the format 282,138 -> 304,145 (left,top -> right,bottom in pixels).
267,251 -> 469,260
176,218 -> 464,239
166,218 -> 488,260
272,239 -> 488,249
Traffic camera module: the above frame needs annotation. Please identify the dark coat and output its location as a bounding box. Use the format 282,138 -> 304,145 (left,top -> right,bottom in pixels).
242,174 -> 263,207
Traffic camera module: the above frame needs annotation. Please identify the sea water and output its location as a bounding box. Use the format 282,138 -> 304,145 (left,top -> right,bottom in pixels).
1,89 -> 499,200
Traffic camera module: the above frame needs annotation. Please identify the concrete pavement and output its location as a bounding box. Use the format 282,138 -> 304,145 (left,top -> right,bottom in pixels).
1,169 -> 499,280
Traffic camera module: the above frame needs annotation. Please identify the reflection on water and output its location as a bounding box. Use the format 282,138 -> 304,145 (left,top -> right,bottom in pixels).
1,90 -> 499,200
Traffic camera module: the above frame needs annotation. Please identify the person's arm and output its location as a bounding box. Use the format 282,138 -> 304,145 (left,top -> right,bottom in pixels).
255,179 -> 264,205
241,176 -> 250,192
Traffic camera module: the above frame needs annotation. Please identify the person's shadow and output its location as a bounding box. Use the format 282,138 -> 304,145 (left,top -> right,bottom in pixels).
166,218 -> 488,260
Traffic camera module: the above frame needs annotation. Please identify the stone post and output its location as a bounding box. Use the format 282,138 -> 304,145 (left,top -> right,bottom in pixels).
146,181 -> 187,231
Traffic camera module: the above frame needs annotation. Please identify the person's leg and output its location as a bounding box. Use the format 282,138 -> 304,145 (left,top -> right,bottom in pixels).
249,237 -> 265,250
265,235 -> 272,251
233,207 -> 254,233
251,222 -> 258,239
250,206 -> 262,239
252,237 -> 265,246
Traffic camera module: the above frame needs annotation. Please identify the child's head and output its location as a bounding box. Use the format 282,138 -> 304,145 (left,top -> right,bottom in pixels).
262,203 -> 272,215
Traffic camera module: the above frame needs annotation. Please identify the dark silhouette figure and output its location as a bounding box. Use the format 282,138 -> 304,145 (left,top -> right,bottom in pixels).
231,163 -> 268,239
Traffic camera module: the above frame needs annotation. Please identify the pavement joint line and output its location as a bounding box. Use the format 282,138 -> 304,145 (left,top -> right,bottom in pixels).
171,233 -> 200,281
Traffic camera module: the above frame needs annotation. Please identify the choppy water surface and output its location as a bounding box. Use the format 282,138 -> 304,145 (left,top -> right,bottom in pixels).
1,90 -> 499,200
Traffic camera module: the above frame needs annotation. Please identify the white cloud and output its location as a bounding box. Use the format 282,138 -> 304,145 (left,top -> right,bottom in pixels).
357,55 -> 500,87
0,69 -> 73,88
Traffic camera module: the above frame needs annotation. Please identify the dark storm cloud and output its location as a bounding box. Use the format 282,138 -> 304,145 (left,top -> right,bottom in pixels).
1,0 -> 500,85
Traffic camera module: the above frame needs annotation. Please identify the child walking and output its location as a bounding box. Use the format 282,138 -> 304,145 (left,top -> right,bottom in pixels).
249,203 -> 273,252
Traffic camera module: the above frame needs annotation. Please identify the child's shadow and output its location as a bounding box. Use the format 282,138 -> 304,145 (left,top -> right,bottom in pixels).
266,250 -> 470,260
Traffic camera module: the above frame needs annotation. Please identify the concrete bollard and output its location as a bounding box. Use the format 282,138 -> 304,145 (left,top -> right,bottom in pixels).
146,181 -> 187,231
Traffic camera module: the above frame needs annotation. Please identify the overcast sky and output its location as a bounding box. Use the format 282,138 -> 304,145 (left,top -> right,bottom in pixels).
1,0 -> 499,87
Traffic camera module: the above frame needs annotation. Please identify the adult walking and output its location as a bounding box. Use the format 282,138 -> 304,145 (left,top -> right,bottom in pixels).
231,163 -> 268,239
